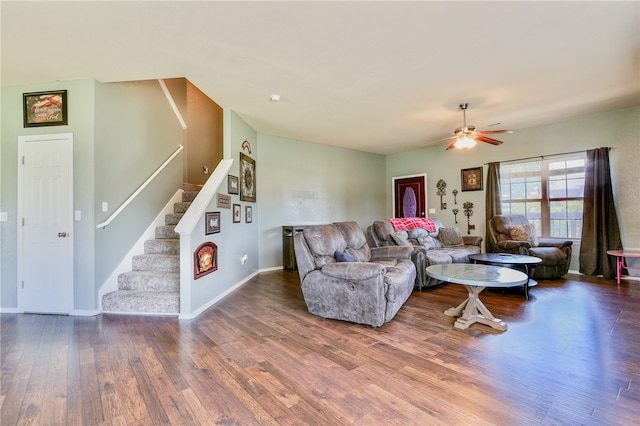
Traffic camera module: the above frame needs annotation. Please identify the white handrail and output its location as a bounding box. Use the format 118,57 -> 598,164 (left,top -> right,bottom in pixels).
97,145 -> 184,229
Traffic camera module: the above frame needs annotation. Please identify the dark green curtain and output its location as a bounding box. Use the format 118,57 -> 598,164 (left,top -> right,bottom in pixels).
579,147 -> 622,278
485,162 -> 502,253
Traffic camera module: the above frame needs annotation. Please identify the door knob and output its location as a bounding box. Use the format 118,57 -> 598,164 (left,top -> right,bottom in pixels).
58,232 -> 67,237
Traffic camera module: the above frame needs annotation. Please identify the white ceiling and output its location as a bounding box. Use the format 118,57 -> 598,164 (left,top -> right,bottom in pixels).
2,1 -> 639,155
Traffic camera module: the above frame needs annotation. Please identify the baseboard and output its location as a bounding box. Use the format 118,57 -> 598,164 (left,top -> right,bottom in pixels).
0,307 -> 21,314
69,309 -> 101,316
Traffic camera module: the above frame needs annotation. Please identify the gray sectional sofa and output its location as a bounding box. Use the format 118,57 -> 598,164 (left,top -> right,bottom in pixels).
367,218 -> 482,289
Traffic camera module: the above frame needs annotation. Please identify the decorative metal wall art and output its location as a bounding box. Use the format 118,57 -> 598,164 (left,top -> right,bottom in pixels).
452,189 -> 459,204
463,201 -> 475,234
436,179 -> 447,210
452,208 -> 459,224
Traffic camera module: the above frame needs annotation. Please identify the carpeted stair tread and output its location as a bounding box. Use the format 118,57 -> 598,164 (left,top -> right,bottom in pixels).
132,253 -> 179,272
102,290 -> 179,314
155,226 -> 179,239
165,213 -> 183,226
118,271 -> 179,292
145,239 -> 179,255
173,202 -> 191,214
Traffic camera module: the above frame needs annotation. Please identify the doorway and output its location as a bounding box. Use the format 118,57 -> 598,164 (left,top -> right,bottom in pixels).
392,174 -> 427,218
18,133 -> 74,314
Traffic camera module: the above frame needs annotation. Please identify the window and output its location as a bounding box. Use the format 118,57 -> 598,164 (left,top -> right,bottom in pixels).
500,153 -> 586,239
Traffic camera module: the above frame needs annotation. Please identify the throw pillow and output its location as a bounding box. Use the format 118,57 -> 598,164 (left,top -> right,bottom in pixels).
408,228 -> 429,239
390,231 -> 412,246
417,236 -> 437,250
509,224 -> 539,247
439,227 -> 464,247
334,250 -> 357,262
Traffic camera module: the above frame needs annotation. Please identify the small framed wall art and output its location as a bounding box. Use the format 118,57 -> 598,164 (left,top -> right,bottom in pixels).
461,166 -> 483,191
233,204 -> 241,223
245,206 -> 252,223
194,242 -> 217,279
217,193 -> 231,209
205,212 -> 221,234
23,90 -> 68,127
228,175 -> 239,195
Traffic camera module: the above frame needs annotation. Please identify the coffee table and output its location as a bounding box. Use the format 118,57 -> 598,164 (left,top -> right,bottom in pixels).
426,263 -> 528,331
468,253 -> 542,299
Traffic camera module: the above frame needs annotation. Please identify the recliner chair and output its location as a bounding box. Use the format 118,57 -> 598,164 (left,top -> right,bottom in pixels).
487,214 -> 573,279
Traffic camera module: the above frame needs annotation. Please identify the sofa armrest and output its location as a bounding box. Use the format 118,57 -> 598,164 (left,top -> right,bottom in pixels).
321,262 -> 385,281
463,235 -> 483,247
537,239 -> 574,250
496,240 -> 532,252
370,245 -> 413,260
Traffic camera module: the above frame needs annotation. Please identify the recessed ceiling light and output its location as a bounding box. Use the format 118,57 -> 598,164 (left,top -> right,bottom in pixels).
270,94 -> 281,102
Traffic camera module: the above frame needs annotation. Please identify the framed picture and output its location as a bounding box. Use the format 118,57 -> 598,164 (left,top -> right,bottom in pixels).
461,167 -> 483,191
23,90 -> 68,127
228,175 -> 239,194
217,193 -> 231,209
233,204 -> 241,223
205,212 -> 221,234
245,206 -> 252,223
239,152 -> 256,202
194,242 -> 217,279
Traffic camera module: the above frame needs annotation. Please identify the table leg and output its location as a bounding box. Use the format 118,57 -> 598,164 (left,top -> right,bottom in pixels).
444,285 -> 508,331
617,256 -> 622,285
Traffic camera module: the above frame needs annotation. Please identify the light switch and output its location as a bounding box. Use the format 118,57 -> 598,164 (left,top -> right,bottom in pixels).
75,210 -> 82,221
428,208 -> 436,214
102,202 -> 108,212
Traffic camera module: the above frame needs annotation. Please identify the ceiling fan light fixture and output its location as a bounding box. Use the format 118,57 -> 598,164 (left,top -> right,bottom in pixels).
453,136 -> 477,149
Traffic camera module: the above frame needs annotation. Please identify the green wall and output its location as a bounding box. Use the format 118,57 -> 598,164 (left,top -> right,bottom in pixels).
385,106 -> 640,270
1,80 -> 96,310
257,134 -> 387,269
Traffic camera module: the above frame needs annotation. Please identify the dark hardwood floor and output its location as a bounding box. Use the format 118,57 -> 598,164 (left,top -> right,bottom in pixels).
1,271 -> 639,425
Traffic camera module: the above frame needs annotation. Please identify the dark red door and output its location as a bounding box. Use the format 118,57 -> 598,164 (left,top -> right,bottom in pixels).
394,175 -> 426,218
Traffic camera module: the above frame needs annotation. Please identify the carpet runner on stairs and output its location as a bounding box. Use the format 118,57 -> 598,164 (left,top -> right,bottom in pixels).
102,183 -> 201,315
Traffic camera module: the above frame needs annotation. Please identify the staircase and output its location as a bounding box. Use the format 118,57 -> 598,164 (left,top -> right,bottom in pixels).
102,183 -> 201,315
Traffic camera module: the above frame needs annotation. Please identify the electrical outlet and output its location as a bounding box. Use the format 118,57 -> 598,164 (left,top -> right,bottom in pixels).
241,254 -> 248,264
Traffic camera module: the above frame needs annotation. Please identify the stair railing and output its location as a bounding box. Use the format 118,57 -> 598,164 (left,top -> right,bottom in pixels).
96,145 -> 184,229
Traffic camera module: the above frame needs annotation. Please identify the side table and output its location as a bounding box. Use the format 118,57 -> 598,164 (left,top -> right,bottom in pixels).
468,253 -> 542,300
606,250 -> 640,285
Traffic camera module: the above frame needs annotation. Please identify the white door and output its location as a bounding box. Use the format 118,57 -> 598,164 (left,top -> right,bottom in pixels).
18,134 -> 73,314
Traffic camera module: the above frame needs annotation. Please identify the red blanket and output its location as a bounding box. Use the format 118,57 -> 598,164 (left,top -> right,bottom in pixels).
387,217 -> 437,233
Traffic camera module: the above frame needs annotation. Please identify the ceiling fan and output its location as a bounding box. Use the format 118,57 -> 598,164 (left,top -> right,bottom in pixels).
443,103 -> 513,151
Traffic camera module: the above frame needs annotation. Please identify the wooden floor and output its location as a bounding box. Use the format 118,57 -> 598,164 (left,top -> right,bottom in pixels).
1,271 -> 639,425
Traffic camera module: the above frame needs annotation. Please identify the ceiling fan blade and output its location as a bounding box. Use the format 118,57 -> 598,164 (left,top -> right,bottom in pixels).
445,140 -> 459,151
477,129 -> 513,135
427,135 -> 457,144
476,135 -> 503,146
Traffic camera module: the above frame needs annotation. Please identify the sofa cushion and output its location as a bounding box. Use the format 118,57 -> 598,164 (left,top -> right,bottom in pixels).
510,224 -> 539,247
304,224 -> 346,268
426,251 -> 453,265
439,227 -> 464,247
334,221 -> 372,262
418,236 -> 440,250
448,246 -> 481,263
334,250 -> 357,262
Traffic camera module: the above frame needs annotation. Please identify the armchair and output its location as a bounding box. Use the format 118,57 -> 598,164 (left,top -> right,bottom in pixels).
293,221 -> 416,327
487,214 -> 573,279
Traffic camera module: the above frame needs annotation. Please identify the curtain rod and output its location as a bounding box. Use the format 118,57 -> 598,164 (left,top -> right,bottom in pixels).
484,147 -> 611,165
